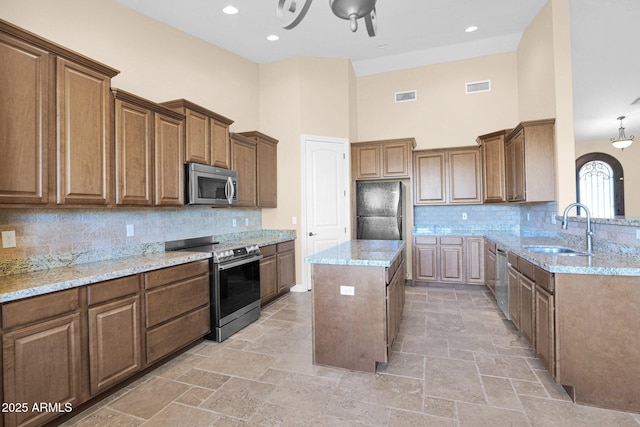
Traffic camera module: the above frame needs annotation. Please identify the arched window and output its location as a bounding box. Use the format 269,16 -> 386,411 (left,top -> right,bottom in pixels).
575,153 -> 624,217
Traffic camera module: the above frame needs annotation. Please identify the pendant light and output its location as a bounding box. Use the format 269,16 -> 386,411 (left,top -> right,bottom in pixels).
277,0 -> 377,37
610,116 -> 634,150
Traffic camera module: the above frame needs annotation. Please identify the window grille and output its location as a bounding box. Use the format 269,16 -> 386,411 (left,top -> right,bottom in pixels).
578,160 -> 614,218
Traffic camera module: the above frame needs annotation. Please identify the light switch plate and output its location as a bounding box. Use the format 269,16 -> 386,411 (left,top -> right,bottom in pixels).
2,230 -> 16,248
636,229 -> 640,240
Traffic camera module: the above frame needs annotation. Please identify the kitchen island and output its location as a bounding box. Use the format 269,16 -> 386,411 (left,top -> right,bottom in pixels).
305,240 -> 406,373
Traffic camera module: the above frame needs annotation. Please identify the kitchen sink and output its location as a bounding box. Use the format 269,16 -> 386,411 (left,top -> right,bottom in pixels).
523,245 -> 592,256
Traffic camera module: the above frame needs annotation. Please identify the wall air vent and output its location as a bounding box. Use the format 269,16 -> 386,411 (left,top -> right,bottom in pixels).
395,90 -> 417,103
466,80 -> 491,94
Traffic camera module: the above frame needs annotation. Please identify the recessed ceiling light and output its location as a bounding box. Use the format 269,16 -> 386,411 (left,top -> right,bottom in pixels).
267,34 -> 280,41
465,26 -> 479,33
222,5 -> 239,15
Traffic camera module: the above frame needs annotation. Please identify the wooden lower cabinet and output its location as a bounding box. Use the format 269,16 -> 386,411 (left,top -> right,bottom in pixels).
2,289 -> 82,427
143,260 -> 210,365
535,285 -> 554,375
508,265 -> 520,329
484,240 -> 497,295
518,274 -> 535,345
87,275 -> 142,396
412,236 -> 483,285
1,260 -> 211,426
260,240 -> 296,306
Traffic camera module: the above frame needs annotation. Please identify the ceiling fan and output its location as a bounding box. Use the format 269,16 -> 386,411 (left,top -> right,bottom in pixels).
277,0 -> 378,37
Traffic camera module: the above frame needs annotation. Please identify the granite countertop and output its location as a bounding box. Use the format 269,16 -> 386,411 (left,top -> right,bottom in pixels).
414,227 -> 640,275
484,232 -> 640,276
305,240 -> 406,267
0,229 -> 297,304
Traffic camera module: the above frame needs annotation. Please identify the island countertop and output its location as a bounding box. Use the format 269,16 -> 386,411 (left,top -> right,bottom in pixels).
304,239 -> 406,267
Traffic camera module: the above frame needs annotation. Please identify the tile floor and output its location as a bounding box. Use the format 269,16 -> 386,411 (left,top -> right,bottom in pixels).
62,286 -> 640,426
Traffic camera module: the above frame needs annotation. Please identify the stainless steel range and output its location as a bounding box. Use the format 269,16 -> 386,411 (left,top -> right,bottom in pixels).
166,236 -> 262,342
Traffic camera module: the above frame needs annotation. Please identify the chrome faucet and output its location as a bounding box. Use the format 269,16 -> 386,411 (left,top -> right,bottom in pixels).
561,202 -> 594,254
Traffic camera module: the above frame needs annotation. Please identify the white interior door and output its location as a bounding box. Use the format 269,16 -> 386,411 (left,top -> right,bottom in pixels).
300,135 -> 350,291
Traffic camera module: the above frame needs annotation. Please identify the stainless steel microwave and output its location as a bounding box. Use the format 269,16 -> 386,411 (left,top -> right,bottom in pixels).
185,163 -> 238,206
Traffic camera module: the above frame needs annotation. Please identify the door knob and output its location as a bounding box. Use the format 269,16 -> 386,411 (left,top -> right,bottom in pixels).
308,232 -> 317,236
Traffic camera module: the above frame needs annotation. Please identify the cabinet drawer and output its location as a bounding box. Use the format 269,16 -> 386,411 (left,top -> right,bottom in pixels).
485,239 -> 496,254
145,275 -> 209,328
440,236 -> 463,245
261,244 -> 277,257
507,252 -> 518,267
3,288 -> 79,330
277,240 -> 295,253
517,257 -> 535,280
534,265 -> 554,293
88,274 -> 140,306
144,260 -> 209,290
415,236 -> 437,245
146,305 -> 210,365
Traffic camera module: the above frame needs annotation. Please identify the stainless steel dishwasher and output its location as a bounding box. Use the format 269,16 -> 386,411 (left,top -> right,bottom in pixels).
495,245 -> 510,319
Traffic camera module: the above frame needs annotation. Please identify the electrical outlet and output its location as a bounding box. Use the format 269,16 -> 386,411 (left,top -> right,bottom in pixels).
340,285 -> 355,296
245,218 -> 249,226
292,216 -> 297,224
527,213 -> 531,221
636,229 -> 640,240
551,214 -> 557,225
126,224 -> 134,237
232,218 -> 237,227
462,212 -> 467,220
2,230 -> 16,248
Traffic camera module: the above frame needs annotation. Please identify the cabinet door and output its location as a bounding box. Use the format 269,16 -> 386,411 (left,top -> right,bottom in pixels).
508,266 -> 520,329
3,313 -> 82,427
413,152 -> 446,204
382,143 -> 410,178
415,245 -> 437,281
519,274 -> 535,345
155,112 -> 184,206
260,251 -> 278,305
440,245 -> 463,282
257,138 -> 278,208
56,57 -> 112,206
481,135 -> 506,203
535,285 -> 555,376
465,237 -> 484,284
506,130 -> 525,202
88,295 -> 141,395
0,33 -> 52,205
114,99 -> 153,206
231,135 -> 257,207
353,145 -> 382,179
484,248 -> 496,295
448,149 -> 482,204
184,109 -> 210,165
210,119 -> 230,169
277,249 -> 296,295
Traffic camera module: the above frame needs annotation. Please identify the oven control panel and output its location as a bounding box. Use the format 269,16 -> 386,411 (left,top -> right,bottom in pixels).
213,244 -> 260,263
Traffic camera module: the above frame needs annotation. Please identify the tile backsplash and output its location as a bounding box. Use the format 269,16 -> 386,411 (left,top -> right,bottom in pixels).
0,207 -> 261,276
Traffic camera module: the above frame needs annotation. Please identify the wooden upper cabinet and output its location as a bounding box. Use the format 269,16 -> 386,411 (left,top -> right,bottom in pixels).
352,138 -> 416,180
413,151 -> 446,204
112,89 -> 185,207
413,146 -> 481,205
0,20 -> 119,208
477,129 -> 509,203
230,133 -> 258,207
56,58 -> 118,206
161,99 -> 234,169
238,131 -> 278,208
505,119 -> 555,202
0,31 -> 52,205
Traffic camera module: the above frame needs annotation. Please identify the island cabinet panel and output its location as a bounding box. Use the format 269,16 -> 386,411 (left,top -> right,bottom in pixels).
87,275 -> 142,396
312,264 -> 388,373
0,32 -> 52,205
2,289 -> 82,427
56,57 -> 114,206
143,260 -> 210,365
554,274 -> 640,413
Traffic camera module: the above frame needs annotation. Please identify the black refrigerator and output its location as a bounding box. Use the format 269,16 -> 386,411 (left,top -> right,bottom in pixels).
356,181 -> 404,240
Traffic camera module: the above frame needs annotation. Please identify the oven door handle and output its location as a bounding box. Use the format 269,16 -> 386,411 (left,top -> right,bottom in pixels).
218,255 -> 263,271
